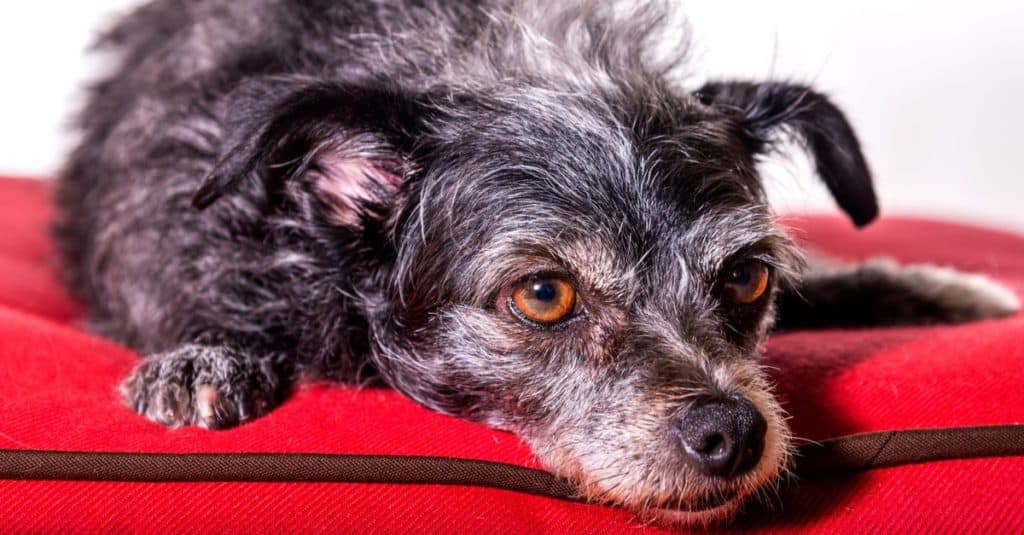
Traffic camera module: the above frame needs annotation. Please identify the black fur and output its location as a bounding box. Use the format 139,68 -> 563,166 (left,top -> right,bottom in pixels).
697,81 -> 878,226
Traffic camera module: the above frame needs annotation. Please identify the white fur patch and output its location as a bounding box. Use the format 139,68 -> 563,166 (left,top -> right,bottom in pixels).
872,259 -> 1021,318
915,264 -> 1021,314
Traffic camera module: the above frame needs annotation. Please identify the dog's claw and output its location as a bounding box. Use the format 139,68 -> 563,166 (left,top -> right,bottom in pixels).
239,392 -> 257,422
134,396 -> 147,416
194,384 -> 218,427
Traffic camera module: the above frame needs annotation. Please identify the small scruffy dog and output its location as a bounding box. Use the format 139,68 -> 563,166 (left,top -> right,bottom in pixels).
56,0 -> 1019,525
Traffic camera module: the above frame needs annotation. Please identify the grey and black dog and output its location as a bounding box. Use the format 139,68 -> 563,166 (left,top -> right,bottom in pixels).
55,0 -> 1019,525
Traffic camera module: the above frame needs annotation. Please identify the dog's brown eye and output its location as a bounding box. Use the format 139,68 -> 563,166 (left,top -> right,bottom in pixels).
724,261 -> 770,304
510,277 -> 577,325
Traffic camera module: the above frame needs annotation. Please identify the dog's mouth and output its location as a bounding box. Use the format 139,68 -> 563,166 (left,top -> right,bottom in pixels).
639,489 -> 745,526
639,487 -> 739,513
668,489 -> 739,511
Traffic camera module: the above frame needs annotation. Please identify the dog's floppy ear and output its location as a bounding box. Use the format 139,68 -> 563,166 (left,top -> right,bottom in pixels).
696,81 -> 878,227
192,77 -> 423,228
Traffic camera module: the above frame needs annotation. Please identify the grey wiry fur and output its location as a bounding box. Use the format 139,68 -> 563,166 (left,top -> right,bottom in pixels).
56,0 -> 1019,525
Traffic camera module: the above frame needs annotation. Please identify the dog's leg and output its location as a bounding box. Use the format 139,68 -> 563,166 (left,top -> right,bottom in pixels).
775,258 -> 1020,330
121,345 -> 288,429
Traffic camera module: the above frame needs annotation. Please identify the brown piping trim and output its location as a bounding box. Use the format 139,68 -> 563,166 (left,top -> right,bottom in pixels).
0,451 -> 583,501
793,424 -> 1024,478
1,424 -> 1022,502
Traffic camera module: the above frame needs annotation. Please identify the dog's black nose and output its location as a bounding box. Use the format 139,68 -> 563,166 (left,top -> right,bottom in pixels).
675,397 -> 767,478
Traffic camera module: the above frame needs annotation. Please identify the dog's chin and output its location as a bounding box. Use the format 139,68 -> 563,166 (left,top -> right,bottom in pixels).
647,502 -> 743,527
593,453 -> 785,527
569,447 -> 786,527
638,490 -> 746,527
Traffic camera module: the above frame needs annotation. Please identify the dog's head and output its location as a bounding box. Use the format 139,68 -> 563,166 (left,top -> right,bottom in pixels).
193,12 -> 875,526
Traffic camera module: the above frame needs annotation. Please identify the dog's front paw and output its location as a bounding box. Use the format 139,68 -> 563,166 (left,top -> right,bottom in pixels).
121,345 -> 283,429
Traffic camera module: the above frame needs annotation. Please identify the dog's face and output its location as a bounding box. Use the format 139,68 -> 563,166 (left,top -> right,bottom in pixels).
380,87 -> 802,523
196,77 -> 875,523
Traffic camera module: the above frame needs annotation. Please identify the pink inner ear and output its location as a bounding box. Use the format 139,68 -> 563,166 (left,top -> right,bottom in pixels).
313,149 -> 404,227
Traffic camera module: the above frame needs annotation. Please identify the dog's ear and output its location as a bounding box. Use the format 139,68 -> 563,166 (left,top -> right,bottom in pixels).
696,81 -> 878,227
192,77 -> 424,228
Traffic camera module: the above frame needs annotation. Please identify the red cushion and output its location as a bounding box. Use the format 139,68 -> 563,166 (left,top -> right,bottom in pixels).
1,177 -> 1022,533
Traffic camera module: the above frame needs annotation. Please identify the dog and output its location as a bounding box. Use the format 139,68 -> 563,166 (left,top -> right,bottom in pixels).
55,0 -> 1020,525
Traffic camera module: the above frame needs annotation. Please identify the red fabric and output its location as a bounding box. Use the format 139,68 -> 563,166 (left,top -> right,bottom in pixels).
0,176 -> 1021,533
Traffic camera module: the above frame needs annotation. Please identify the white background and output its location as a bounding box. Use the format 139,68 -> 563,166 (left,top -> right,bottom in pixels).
1,1 -> 1022,232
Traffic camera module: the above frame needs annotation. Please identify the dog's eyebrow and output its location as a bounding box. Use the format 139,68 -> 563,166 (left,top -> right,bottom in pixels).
462,230 -> 641,307
724,239 -> 794,271
676,211 -> 798,278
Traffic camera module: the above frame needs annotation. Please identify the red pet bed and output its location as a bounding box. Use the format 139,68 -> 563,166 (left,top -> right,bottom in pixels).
1,177 -> 1022,533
